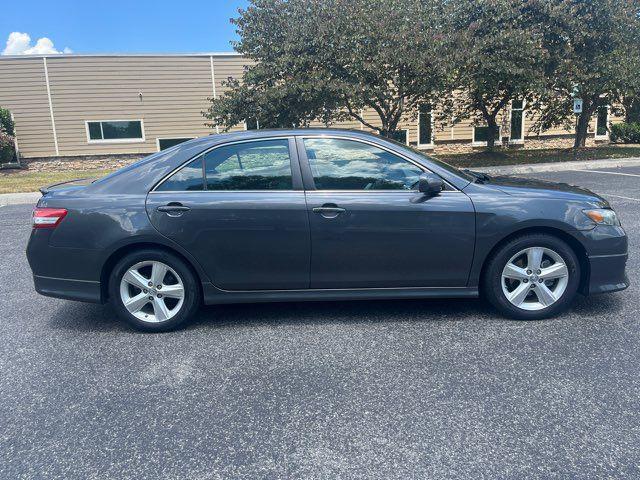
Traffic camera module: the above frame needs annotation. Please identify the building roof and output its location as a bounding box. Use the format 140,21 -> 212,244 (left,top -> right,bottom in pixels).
0,52 -> 243,60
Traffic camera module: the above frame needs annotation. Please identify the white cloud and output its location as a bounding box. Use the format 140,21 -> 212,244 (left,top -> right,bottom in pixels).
2,32 -> 72,55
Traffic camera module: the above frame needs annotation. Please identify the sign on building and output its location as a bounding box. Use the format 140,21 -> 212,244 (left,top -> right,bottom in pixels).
573,98 -> 583,114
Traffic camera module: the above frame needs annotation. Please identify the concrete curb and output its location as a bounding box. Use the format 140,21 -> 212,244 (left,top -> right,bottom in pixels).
475,157 -> 640,175
1,157 -> 640,206
0,192 -> 41,207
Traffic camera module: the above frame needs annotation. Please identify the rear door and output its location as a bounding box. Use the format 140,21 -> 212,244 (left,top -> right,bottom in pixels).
298,136 -> 475,289
146,137 -> 310,290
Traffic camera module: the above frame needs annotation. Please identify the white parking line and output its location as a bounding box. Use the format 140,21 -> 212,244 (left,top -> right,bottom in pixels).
573,169 -> 640,178
600,193 -> 640,202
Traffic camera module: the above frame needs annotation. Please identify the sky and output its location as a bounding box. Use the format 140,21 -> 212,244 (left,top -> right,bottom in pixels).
1,0 -> 249,55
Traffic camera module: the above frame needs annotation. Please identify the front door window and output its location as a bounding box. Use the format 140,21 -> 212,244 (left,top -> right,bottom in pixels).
303,138 -> 423,190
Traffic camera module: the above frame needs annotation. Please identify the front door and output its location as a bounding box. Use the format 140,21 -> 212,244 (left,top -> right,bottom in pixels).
146,137 -> 310,290
298,136 -> 475,289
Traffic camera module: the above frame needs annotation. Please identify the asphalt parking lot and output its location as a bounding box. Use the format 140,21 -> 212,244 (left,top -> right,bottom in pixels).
1,166 -> 640,479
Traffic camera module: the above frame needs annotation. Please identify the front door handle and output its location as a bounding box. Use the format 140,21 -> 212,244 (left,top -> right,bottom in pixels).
312,204 -> 346,218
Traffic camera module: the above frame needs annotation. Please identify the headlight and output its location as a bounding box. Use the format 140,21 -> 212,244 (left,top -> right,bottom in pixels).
583,209 -> 620,226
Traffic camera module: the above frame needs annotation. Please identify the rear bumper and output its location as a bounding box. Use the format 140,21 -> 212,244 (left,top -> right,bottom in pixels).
27,228 -> 105,303
587,253 -> 629,295
33,275 -> 103,304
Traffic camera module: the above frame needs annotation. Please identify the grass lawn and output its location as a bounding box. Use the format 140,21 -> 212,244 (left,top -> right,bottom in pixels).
435,144 -> 640,168
0,168 -> 113,194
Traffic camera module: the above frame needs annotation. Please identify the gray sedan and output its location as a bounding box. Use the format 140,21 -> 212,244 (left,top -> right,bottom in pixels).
26,129 -> 629,331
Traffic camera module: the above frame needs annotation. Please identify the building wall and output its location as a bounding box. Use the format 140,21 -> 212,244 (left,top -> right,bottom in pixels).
0,53 -> 626,158
0,54 -> 246,158
46,55 -> 214,156
0,57 -> 57,157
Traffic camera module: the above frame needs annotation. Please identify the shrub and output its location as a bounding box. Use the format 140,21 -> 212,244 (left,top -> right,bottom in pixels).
609,122 -> 640,144
0,128 -> 16,164
0,107 -> 14,136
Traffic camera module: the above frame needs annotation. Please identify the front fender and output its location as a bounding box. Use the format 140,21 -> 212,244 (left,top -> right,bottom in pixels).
466,191 -> 598,288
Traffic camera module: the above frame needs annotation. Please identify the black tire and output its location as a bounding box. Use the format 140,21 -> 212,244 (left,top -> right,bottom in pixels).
482,233 -> 580,320
109,249 -> 201,332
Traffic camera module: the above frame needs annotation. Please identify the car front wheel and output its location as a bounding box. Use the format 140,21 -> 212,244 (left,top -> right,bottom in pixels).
483,234 -> 580,320
109,249 -> 201,332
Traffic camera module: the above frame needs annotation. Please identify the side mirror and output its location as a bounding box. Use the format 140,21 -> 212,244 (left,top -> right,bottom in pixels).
418,173 -> 445,196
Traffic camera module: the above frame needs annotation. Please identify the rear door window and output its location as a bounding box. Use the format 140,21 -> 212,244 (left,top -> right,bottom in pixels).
204,139 -> 293,190
155,157 -> 204,191
156,139 -> 294,191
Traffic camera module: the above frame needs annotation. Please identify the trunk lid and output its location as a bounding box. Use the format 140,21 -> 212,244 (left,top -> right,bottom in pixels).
39,177 -> 96,195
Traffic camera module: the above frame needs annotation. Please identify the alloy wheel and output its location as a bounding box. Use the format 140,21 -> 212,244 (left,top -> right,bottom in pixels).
501,246 -> 569,311
119,261 -> 185,323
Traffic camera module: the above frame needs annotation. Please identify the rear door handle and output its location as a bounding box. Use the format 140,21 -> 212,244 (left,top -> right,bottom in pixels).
312,207 -> 345,214
157,203 -> 190,216
312,204 -> 346,218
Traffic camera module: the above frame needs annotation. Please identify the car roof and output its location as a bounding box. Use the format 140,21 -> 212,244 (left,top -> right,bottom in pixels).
177,128 -> 381,148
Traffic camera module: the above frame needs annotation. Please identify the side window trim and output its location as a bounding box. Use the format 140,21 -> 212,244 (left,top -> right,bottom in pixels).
295,136 -> 318,191
152,136 -> 303,192
296,135 -> 430,192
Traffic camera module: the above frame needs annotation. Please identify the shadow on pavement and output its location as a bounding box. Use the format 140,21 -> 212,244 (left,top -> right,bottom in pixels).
45,291 -> 626,334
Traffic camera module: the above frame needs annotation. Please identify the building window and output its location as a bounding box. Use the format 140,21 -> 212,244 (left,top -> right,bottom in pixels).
509,100 -> 524,143
157,137 -> 195,151
473,125 -> 501,146
596,105 -> 609,138
86,120 -> 144,143
418,104 -> 433,147
390,129 -> 409,145
245,118 -> 259,130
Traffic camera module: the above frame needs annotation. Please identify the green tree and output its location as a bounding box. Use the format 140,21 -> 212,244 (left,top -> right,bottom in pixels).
204,0 -> 452,137
204,71 -> 336,129
623,95 -> 640,123
445,0 -> 548,149
529,0 -> 640,147
622,59 -> 640,123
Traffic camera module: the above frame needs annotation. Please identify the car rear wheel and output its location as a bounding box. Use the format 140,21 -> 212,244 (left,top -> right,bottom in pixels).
483,234 -> 580,320
109,249 -> 201,332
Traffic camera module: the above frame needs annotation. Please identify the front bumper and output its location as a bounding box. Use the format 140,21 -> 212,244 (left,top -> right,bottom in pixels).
587,253 -> 629,294
573,225 -> 629,295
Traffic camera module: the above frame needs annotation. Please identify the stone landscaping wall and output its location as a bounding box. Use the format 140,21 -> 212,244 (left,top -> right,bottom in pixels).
430,135 -> 602,155
18,154 -> 143,172
10,135 -> 609,172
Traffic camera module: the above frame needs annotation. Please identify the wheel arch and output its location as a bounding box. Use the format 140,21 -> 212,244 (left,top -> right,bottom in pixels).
100,242 -> 206,302
478,226 -> 590,295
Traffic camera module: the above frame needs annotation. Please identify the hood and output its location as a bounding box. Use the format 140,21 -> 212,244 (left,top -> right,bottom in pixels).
476,174 -> 610,206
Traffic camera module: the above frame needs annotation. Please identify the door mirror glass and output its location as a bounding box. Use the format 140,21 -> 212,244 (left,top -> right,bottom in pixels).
418,173 -> 444,196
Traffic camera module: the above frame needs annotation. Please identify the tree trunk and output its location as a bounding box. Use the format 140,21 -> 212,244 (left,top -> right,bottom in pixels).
380,115 -> 402,139
486,116 -> 500,150
574,107 -> 592,148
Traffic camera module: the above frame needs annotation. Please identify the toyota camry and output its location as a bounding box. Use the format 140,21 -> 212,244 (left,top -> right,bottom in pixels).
26,129 -> 629,331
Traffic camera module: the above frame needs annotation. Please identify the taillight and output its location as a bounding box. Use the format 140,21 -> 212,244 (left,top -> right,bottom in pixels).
32,208 -> 68,229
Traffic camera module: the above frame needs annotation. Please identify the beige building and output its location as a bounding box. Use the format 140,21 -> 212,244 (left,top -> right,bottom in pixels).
0,53 -> 621,159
